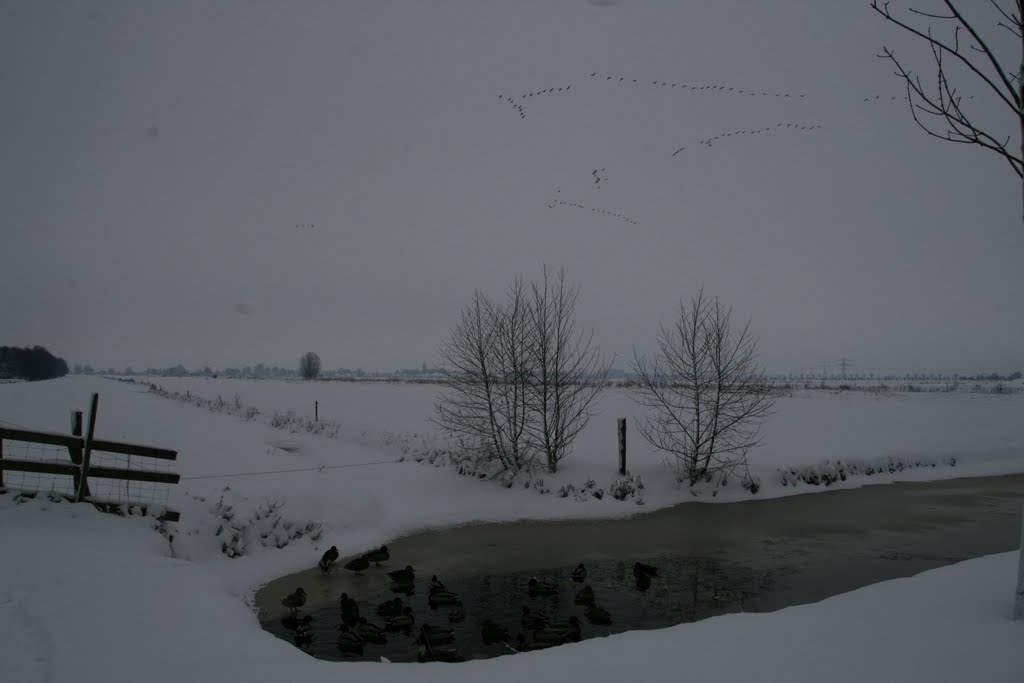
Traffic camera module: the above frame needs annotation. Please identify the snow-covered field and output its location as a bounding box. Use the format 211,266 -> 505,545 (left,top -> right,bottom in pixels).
1,375 -> 1023,682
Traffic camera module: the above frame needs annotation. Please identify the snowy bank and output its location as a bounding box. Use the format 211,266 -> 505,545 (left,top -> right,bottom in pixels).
0,496 -> 1021,683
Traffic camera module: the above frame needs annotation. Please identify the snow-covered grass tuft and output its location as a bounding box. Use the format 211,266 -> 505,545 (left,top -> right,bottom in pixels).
777,454 -> 957,488
190,488 -> 324,558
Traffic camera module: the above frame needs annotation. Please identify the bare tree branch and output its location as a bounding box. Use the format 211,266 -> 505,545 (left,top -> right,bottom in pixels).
872,1 -> 1020,112
872,0 -> 1024,188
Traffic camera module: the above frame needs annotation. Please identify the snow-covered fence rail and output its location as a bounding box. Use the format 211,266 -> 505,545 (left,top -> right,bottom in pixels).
0,393 -> 180,521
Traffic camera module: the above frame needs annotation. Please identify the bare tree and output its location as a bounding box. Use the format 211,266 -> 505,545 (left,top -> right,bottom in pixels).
489,278 -> 535,472
435,288 -> 534,473
527,266 -> 611,473
630,289 -> 775,487
436,268 -> 608,476
299,351 -> 321,380
871,0 -> 1024,220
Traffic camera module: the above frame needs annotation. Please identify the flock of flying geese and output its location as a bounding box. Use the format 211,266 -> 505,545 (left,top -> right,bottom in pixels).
548,196 -> 638,226
495,70 -> 847,226
497,94 -> 527,119
279,546 -> 666,662
672,122 -> 824,156
520,84 -> 573,99
586,72 -> 806,98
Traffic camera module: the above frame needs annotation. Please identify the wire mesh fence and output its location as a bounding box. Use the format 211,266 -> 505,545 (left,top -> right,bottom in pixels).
0,437 -> 174,509
1,440 -> 77,498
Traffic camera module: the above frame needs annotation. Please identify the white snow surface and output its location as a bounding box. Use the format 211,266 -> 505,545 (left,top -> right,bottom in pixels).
1,375 -> 1023,682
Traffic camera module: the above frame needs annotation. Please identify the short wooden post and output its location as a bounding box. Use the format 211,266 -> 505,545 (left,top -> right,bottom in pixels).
1015,503 -> 1024,620
315,401 -> 319,422
75,394 -> 99,502
618,418 -> 627,475
68,410 -> 87,497
0,436 -> 4,488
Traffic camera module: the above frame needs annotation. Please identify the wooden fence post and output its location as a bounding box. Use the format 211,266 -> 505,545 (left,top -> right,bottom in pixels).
0,436 -> 4,488
315,401 -> 319,422
68,410 -> 87,497
1015,502 -> 1024,620
618,418 -> 627,475
75,394 -> 99,502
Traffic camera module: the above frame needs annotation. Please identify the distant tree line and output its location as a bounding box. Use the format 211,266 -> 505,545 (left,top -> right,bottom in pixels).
0,345 -> 69,380
767,371 -> 1023,382
965,371 -> 1023,382
70,361 -> 453,380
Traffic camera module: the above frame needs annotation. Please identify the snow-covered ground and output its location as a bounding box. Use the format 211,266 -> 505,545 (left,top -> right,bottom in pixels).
1,375 -> 1023,682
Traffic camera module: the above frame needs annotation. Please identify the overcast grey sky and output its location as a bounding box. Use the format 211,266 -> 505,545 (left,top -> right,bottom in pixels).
2,1 -> 1022,376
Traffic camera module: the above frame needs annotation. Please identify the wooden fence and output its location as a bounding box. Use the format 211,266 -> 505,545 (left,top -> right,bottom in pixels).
0,393 -> 181,521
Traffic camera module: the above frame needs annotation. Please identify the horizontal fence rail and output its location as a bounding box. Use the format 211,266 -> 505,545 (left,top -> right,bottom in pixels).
0,394 -> 181,521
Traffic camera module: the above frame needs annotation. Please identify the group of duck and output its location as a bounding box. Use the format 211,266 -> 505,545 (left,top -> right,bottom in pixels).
543,561 -> 659,620
316,544 -> 392,576
330,571 -> 482,662
280,553 -> 661,663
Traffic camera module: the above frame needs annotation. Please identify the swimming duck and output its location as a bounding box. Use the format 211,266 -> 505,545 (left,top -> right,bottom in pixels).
429,575 -> 447,594
375,597 -> 404,618
336,624 -> 364,655
520,606 -> 549,630
362,545 -> 390,566
584,603 -> 612,625
481,618 -> 511,644
528,577 -> 558,596
633,562 -> 658,578
344,555 -> 370,575
281,587 -> 307,616
574,585 -> 595,605
447,602 -> 466,623
339,592 -> 360,625
385,606 -> 415,632
570,563 -> 587,583
427,590 -> 460,608
293,615 -> 314,647
416,623 -> 455,646
355,617 -> 388,644
387,565 -> 416,585
318,546 -> 340,574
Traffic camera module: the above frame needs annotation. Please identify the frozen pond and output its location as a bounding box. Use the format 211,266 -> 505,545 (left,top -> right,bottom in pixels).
257,473 -> 1024,662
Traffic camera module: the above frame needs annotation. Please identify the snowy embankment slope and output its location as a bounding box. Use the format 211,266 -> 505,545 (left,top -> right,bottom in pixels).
1,376 -> 1023,682
0,497 -> 1021,683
